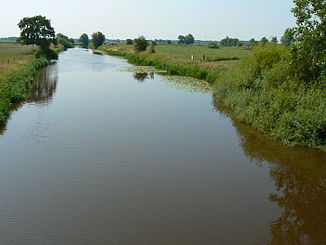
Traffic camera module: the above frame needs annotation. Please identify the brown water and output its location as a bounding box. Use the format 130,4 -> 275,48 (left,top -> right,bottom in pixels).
0,48 -> 325,245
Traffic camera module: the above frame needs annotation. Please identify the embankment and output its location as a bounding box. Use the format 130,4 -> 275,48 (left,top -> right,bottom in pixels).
98,48 -> 226,83
0,57 -> 48,126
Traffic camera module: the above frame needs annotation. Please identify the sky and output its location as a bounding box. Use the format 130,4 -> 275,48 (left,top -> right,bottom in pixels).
0,0 -> 296,40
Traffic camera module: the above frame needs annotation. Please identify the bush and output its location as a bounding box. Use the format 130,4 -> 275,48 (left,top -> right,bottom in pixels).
134,36 -> 148,52
215,43 -> 326,150
126,39 -> 133,45
208,42 -> 219,49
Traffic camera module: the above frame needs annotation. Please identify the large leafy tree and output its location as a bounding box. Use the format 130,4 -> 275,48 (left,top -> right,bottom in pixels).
291,0 -> 325,82
185,34 -> 195,44
178,35 -> 186,44
92,32 -> 105,49
79,33 -> 89,48
18,15 -> 56,50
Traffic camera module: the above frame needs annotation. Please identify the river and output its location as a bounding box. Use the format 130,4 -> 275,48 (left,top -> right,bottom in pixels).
0,48 -> 325,245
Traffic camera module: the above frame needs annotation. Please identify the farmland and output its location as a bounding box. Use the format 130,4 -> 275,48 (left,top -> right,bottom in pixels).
0,44 -> 35,84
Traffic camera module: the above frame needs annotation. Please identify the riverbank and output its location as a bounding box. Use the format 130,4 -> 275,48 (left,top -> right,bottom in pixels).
98,45 -> 230,83
0,45 -> 49,126
99,44 -> 325,151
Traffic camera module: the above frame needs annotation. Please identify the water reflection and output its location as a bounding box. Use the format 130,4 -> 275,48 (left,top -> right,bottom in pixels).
0,64 -> 58,135
212,94 -> 326,245
133,72 -> 155,82
28,64 -> 58,104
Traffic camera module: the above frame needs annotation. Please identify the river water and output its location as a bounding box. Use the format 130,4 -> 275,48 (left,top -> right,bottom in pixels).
0,48 -> 325,245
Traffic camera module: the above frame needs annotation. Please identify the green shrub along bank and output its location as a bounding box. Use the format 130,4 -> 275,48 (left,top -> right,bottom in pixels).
99,48 -> 226,83
100,44 -> 325,151
0,57 -> 48,126
215,44 -> 325,151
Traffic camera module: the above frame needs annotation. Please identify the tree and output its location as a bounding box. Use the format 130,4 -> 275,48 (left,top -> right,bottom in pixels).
291,0 -> 325,82
280,28 -> 295,46
79,33 -> 89,48
249,38 -> 257,46
18,15 -> 56,50
178,35 -> 186,44
260,37 -> 269,44
271,36 -> 278,43
220,36 -> 240,46
126,39 -> 133,45
185,34 -> 195,44
92,32 -> 105,49
133,36 -> 148,52
56,33 -> 74,50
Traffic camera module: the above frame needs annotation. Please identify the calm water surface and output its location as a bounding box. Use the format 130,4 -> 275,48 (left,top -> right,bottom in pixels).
0,48 -> 325,245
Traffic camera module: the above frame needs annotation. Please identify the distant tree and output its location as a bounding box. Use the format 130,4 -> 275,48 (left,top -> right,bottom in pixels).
185,34 -> 195,44
260,37 -> 269,44
92,32 -> 105,49
220,36 -> 240,46
126,39 -> 133,45
18,15 -> 56,51
249,38 -> 257,46
178,34 -> 195,45
79,33 -> 89,48
237,41 -> 243,47
208,42 -> 219,49
290,0 -> 325,82
133,36 -> 148,51
167,40 -> 172,45
178,35 -> 186,44
56,33 -> 74,50
280,28 -> 295,46
271,36 -> 278,43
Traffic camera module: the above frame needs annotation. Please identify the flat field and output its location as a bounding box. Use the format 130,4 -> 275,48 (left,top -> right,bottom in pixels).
155,44 -> 250,64
0,44 -> 34,84
106,43 -> 250,66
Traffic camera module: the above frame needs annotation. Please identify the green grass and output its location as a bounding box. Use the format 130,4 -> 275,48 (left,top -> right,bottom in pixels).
215,44 -> 326,151
155,44 -> 249,64
0,44 -> 48,126
0,44 -> 35,84
99,47 -> 227,83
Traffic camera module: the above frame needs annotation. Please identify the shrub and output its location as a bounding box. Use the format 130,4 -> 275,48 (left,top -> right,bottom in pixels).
126,39 -> 133,45
208,42 -> 219,49
134,36 -> 148,52
215,43 -> 326,150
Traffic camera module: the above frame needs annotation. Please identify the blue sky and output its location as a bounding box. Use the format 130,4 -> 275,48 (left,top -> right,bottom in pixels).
0,0 -> 296,40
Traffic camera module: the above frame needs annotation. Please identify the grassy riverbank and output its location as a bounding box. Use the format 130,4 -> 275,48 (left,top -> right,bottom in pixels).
99,45 -> 236,83
100,43 -> 325,151
0,44 -> 49,126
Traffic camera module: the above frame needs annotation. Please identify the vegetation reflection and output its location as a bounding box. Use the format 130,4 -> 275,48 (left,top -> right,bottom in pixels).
212,94 -> 326,245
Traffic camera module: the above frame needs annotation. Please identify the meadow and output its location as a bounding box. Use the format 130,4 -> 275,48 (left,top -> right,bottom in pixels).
0,44 -> 35,84
155,44 -> 249,64
105,43 -> 249,65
